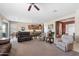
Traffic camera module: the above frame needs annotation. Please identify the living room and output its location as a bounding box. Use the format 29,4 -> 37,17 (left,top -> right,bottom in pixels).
0,3 -> 79,56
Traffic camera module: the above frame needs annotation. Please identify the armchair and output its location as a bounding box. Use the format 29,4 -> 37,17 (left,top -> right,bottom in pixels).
55,34 -> 74,52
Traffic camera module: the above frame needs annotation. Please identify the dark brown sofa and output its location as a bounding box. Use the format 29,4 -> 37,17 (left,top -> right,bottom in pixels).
0,39 -> 11,56
17,32 -> 32,42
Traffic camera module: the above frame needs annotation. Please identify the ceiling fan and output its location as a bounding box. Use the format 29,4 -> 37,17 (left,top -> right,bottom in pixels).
28,3 -> 40,11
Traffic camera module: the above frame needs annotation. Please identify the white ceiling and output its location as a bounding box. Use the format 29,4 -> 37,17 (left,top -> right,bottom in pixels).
0,3 -> 79,23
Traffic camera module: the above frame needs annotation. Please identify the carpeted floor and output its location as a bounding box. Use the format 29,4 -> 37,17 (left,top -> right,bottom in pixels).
10,38 -> 79,56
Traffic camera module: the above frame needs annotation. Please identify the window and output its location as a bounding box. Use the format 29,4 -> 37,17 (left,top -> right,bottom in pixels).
66,24 -> 75,35
2,23 -> 8,38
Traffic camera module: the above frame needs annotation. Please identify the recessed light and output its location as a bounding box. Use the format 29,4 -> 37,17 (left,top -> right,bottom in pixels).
53,10 -> 57,12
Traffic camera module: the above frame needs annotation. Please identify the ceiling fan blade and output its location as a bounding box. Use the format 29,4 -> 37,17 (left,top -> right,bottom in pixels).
28,5 -> 32,11
31,3 -> 35,5
34,5 -> 40,11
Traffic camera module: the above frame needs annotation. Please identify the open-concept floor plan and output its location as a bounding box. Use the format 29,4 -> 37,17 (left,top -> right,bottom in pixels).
0,3 -> 79,56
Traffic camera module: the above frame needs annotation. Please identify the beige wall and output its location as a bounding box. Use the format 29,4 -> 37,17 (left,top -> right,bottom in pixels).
44,20 -> 56,38
10,22 -> 31,34
10,22 -> 42,34
75,10 -> 79,42
44,20 -> 55,32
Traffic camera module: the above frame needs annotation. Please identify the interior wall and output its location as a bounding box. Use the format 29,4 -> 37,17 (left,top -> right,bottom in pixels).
10,22 -> 43,35
44,20 -> 55,38
10,22 -> 30,34
75,9 -> 79,42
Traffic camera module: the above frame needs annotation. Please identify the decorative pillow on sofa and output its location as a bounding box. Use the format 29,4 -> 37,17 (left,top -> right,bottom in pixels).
0,39 -> 10,45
